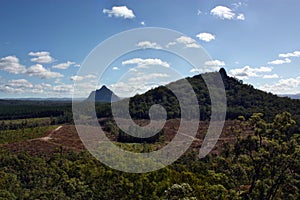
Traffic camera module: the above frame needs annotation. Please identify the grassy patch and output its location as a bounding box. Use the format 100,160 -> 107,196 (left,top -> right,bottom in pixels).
0,125 -> 58,144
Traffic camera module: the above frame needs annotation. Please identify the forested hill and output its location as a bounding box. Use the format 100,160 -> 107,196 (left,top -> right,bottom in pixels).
126,68 -> 300,121
1,68 -> 300,122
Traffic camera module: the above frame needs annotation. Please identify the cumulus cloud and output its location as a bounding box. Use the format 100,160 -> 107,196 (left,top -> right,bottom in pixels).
278,51 -> 300,58
263,74 -> 279,79
229,66 -> 272,79
0,56 -> 26,74
210,6 -> 235,20
52,84 -> 74,94
128,73 -> 169,82
190,59 -> 226,74
110,57 -> 181,97
236,13 -> 245,20
112,67 -> 120,70
210,5 -> 245,20
167,36 -> 200,48
122,58 -> 170,68
232,2 -> 244,9
110,73 -> 170,97
204,60 -> 225,71
26,64 -> 64,79
196,32 -> 216,42
1,79 -> 46,94
140,21 -> 145,26
165,42 -> 177,48
0,85 -> 24,94
204,60 -> 225,67
29,51 -> 54,63
176,36 -> 195,44
136,41 -> 162,49
70,74 -> 97,81
70,75 -> 84,81
52,61 -> 75,69
190,68 -> 202,73
103,6 -> 135,19
267,58 -> 291,65
7,79 -> 33,88
260,76 -> 300,94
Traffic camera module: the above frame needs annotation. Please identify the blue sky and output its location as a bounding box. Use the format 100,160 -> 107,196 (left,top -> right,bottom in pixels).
0,0 -> 300,98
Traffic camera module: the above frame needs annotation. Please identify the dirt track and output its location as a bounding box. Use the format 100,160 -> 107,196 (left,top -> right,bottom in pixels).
3,125 -> 85,155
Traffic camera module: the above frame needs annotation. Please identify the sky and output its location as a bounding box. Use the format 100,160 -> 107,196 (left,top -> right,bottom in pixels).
0,0 -> 300,98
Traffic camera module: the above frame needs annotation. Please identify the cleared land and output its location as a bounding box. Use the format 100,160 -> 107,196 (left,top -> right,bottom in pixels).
2,119 -> 252,156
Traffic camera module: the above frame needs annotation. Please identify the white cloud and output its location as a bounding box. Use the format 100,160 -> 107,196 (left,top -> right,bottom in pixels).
0,78 -> 84,97
112,67 -> 120,70
263,74 -> 279,79
122,58 -> 170,68
7,79 -> 33,88
0,85 -> 24,94
185,43 -> 201,48
85,74 -> 97,79
210,6 -> 235,20
267,58 -> 291,65
70,74 -> 97,81
29,83 -> 50,94
167,36 -> 200,49
278,51 -> 300,58
190,68 -> 202,73
0,79 -> 49,94
29,51 -> 54,63
260,76 -> 300,94
176,36 -> 197,45
166,41 -> 177,48
32,83 -> 74,96
54,78 -> 62,84
35,83 -> 74,96
28,51 -> 49,57
190,60 -> 226,74
52,61 -> 75,69
110,58 -> 180,97
210,5 -> 245,20
110,73 -> 170,97
196,32 -> 216,42
232,2 -> 243,9
197,9 -> 202,16
128,73 -> 169,82
70,75 -> 84,81
35,83 -> 52,90
205,60 -> 226,67
53,84 -> 74,94
103,6 -> 135,19
136,41 -> 162,49
237,13 -> 245,20
0,56 -> 26,74
140,21 -> 145,26
26,64 -> 64,79
229,66 -> 272,79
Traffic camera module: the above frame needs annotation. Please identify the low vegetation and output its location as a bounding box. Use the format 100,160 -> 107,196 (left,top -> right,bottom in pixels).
0,112 -> 299,199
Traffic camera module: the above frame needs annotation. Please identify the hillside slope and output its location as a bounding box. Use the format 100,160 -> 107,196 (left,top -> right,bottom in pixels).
123,68 -> 300,121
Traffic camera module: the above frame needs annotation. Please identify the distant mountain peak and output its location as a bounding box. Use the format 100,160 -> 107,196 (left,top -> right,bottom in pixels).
98,85 -> 109,91
87,85 -> 120,102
